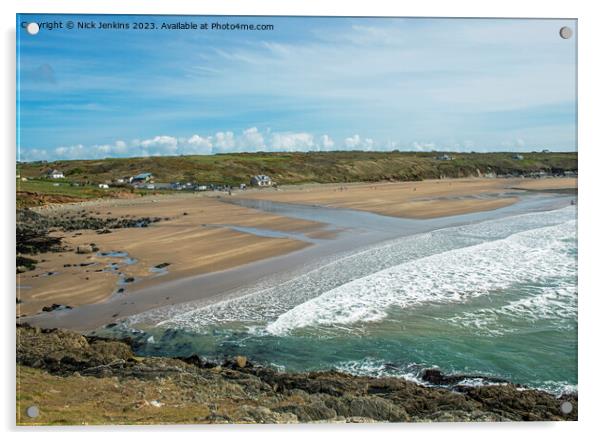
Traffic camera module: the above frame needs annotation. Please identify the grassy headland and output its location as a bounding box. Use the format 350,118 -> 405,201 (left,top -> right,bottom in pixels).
18,151 -> 577,186
16,151 -> 577,208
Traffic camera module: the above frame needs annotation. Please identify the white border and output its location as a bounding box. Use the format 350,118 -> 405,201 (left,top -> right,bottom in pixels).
2,1 -> 601,439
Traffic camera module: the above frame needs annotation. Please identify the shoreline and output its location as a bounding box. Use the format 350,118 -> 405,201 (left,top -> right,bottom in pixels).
18,177 -> 577,330
21,192 -> 574,331
16,325 -> 578,424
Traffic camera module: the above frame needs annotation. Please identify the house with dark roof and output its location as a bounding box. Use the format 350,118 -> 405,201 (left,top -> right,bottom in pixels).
46,169 -> 64,179
250,175 -> 273,187
131,172 -> 153,184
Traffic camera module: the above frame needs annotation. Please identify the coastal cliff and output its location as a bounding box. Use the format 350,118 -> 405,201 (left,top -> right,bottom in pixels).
16,325 -> 577,425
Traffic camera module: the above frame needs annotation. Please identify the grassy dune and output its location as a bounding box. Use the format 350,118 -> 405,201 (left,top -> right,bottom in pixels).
16,151 -> 577,208
18,151 -> 577,187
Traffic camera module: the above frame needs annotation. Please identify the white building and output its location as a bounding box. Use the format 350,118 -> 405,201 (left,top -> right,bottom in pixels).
250,175 -> 273,187
47,169 -> 64,179
98,183 -> 109,189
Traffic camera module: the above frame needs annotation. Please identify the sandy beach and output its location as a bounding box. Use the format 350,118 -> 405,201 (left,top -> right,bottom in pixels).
17,195 -> 326,317
17,177 -> 576,321
237,177 -> 577,219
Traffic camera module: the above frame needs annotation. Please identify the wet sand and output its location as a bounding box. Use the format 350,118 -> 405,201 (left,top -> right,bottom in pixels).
18,177 -> 576,327
17,195 -> 326,316
237,177 -> 576,218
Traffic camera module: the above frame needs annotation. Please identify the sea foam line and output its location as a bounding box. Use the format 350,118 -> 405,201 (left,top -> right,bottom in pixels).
130,206 -> 576,330
266,219 -> 576,335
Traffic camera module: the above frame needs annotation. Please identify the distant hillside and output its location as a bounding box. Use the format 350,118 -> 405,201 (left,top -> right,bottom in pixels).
17,151 -> 577,187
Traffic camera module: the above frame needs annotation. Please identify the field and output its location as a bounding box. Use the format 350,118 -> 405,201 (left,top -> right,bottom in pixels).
16,179 -> 165,208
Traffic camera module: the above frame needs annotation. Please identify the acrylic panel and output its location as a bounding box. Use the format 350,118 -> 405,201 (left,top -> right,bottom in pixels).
16,14 -> 577,425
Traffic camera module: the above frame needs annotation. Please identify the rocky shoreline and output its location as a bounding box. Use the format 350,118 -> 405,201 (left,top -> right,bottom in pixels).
16,208 -> 164,274
16,325 -> 577,424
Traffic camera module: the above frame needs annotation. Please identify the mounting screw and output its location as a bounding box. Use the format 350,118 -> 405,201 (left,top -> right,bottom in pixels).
560,401 -> 573,414
26,406 -> 39,418
559,26 -> 573,40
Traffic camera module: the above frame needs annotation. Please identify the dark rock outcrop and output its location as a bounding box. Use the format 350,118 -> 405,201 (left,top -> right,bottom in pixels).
16,325 -> 578,423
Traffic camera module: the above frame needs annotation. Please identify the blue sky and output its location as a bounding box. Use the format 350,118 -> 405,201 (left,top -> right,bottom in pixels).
17,15 -> 577,161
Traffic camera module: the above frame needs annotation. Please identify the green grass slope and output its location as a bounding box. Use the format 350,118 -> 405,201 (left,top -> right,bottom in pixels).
17,151 -> 577,188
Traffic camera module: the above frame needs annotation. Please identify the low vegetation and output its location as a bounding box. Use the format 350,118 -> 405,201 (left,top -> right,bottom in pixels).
16,326 -> 577,424
16,179 -> 167,208
18,151 -> 577,187
16,151 -> 577,208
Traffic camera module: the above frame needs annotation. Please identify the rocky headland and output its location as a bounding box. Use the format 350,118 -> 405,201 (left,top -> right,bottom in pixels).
16,325 -> 577,425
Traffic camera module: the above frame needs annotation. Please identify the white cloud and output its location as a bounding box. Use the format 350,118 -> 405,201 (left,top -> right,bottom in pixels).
54,144 -> 87,159
24,128 -> 349,160
344,134 -> 375,150
236,127 -> 265,151
182,134 -> 213,154
318,134 -> 335,150
35,128 -> 542,161
411,141 -> 437,151
344,134 -> 361,149
270,132 -> 315,151
137,136 -> 179,155
214,131 -> 235,151
18,148 -> 49,162
94,140 -> 129,156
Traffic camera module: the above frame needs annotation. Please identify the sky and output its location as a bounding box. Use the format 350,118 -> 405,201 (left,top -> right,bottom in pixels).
16,15 -> 577,161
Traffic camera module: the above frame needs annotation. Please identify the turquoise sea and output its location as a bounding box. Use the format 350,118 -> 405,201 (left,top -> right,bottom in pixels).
100,202 -> 577,395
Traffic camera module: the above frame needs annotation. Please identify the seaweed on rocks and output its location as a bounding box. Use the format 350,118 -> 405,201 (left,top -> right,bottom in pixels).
16,208 -> 164,272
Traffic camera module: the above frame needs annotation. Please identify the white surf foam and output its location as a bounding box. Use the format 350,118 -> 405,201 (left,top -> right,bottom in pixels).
333,358 -> 425,382
131,206 -> 575,331
442,283 -> 577,336
266,219 -> 576,335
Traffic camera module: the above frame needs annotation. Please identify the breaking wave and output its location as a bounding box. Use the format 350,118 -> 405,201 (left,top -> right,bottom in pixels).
266,219 -> 576,335
149,207 -> 575,331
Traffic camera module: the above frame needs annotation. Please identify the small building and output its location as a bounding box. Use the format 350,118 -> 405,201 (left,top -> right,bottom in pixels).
98,183 -> 109,189
46,169 -> 64,179
196,185 -> 208,191
542,149 -> 550,153
250,175 -> 273,187
512,154 -> 524,160
435,154 -> 453,161
131,172 -> 153,184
